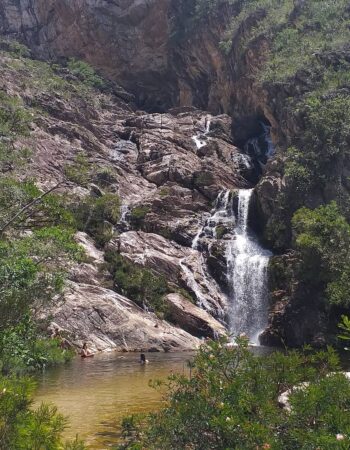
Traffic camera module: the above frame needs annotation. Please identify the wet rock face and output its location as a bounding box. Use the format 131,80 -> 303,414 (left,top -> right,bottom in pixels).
260,254 -> 328,348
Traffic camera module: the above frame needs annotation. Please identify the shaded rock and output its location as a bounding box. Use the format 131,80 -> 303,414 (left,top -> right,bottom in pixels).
165,293 -> 227,339
261,254 -> 328,347
207,241 -> 229,290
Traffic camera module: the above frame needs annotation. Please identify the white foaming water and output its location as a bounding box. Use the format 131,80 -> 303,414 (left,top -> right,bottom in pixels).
227,189 -> 271,344
179,189 -> 231,317
180,188 -> 271,344
179,257 -> 212,312
192,190 -> 234,249
192,115 -> 211,149
119,204 -> 131,230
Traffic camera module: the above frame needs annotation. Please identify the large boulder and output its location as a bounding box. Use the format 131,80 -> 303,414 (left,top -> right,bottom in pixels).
165,293 -> 227,339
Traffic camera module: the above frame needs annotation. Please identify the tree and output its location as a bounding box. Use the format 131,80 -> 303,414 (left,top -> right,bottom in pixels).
292,202 -> 350,307
0,375 -> 86,449
119,339 -> 350,450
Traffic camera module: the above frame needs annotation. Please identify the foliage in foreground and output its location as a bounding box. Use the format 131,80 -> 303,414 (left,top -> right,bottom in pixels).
119,339 -> 350,450
338,316 -> 350,348
0,375 -> 86,450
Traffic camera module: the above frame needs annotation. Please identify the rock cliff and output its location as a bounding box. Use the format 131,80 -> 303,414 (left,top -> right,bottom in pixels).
1,0 -> 349,348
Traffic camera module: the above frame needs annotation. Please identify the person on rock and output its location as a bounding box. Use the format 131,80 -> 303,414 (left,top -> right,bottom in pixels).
140,353 -> 149,365
51,326 -> 72,350
81,342 -> 94,358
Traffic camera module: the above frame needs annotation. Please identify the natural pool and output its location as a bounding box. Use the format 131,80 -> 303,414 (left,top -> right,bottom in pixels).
34,351 -> 194,449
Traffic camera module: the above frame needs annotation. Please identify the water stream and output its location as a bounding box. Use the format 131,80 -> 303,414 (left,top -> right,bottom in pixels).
227,189 -> 272,344
192,115 -> 211,149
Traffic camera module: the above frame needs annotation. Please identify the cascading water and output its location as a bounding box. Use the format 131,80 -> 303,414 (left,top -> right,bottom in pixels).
227,189 -> 271,344
192,190 -> 234,249
192,115 -> 211,149
184,119 -> 274,344
179,188 -> 231,317
119,204 -> 131,231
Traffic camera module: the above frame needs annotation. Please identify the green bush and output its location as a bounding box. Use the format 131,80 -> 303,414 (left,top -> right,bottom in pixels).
292,202 -> 350,308
0,92 -> 32,137
129,206 -> 150,229
67,58 -> 105,88
105,252 -> 170,317
0,38 -> 31,57
0,316 -> 73,374
338,315 -> 350,347
0,375 -> 86,449
74,193 -> 120,246
119,339 -> 349,449
64,153 -> 91,187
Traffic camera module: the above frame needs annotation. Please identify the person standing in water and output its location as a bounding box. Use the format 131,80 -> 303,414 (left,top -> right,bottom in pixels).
140,353 -> 149,365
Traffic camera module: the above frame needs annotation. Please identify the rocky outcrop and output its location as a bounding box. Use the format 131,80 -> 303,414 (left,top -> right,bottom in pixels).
49,232 -> 201,352
260,254 -> 328,347
3,0 -> 346,348
109,231 -> 228,317
0,45 -> 250,350
165,293 -> 226,339
0,0 -> 174,110
51,282 -> 200,352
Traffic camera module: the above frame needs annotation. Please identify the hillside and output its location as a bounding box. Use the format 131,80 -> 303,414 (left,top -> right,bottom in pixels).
0,0 -> 350,350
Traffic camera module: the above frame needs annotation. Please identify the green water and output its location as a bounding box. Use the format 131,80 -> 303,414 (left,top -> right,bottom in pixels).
34,351 -> 194,449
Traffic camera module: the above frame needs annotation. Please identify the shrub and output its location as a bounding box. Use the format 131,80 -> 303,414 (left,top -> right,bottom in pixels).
129,206 -> 150,229
74,193 -> 120,246
0,375 -> 86,449
118,339 -> 349,449
64,153 -> 91,187
338,315 -> 350,347
0,92 -> 32,137
105,252 -> 170,317
0,316 -> 73,374
0,38 -> 31,57
292,202 -> 350,308
67,58 -> 105,88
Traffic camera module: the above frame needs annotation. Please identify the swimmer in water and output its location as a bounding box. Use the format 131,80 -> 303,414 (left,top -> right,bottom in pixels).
140,353 -> 149,365
81,342 -> 94,358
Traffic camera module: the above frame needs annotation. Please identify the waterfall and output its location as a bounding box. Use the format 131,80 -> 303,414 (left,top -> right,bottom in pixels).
119,204 -> 131,231
244,122 -> 275,170
181,187 -> 272,344
227,189 -> 271,344
192,190 -> 234,249
192,115 -> 211,149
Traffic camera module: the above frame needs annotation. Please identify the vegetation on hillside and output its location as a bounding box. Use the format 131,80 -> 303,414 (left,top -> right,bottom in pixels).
0,78 -> 83,374
292,202 -> 350,309
0,43 -> 98,448
195,0 -> 350,331
119,339 -> 350,449
105,252 -> 170,318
